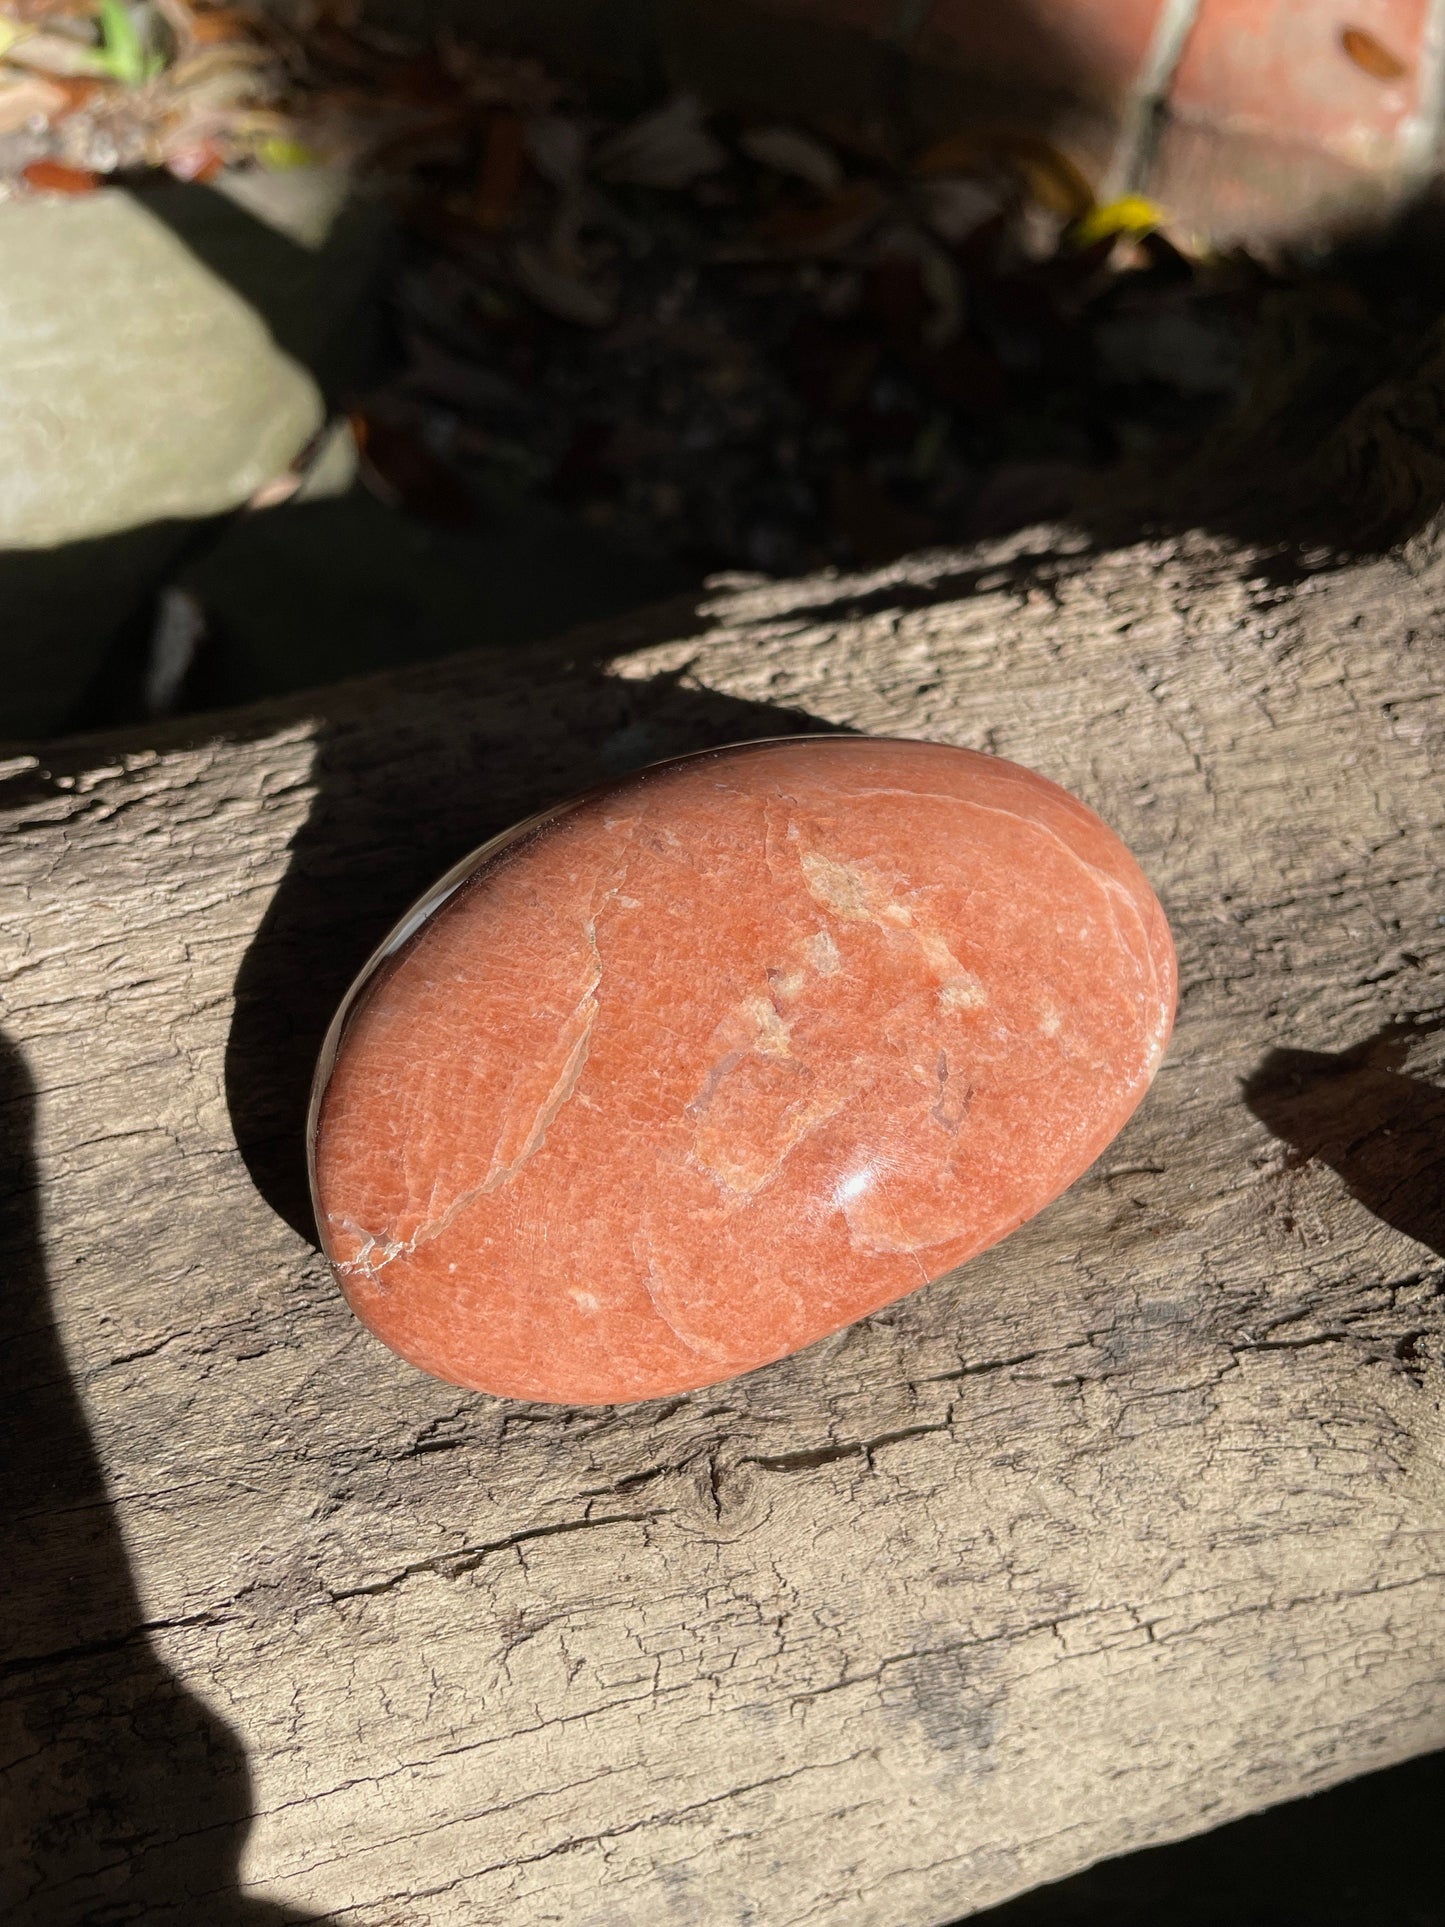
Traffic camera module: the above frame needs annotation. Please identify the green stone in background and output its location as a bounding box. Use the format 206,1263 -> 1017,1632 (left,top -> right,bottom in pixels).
0,173 -> 388,738
0,193 -> 320,552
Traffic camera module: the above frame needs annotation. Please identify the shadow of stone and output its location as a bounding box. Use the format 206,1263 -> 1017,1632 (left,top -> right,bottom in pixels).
0,1032 -> 329,1926
223,624 -> 852,1241
962,1746 -> 1445,1926
129,175 -> 390,399
1242,1018 -> 1445,1261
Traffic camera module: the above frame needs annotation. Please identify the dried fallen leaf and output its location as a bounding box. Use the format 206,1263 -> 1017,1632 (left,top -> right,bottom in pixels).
244,418 -> 355,511
913,130 -> 1093,220
910,131 -> 978,178
1012,149 -> 1093,221
50,72 -> 103,111
910,173 -> 1003,244
1341,24 -> 1409,79
5,29 -> 104,75
219,106 -> 290,141
245,471 -> 303,511
523,111 -> 586,191
189,5 -> 254,43
162,63 -> 268,123
164,135 -> 224,179
510,237 -> 617,326
166,39 -> 270,86
151,0 -> 197,53
0,70 -> 64,132
739,179 -> 887,258
592,92 -> 726,190
23,156 -> 98,190
739,122 -> 842,195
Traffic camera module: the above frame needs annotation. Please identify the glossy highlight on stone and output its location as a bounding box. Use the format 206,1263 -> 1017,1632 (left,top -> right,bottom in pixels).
310,737 -> 1177,1405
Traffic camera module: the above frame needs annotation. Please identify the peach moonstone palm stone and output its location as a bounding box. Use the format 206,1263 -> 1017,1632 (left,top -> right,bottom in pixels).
311,737 -> 1176,1404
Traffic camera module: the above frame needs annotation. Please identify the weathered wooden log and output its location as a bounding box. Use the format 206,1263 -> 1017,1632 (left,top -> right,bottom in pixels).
2,518 -> 1443,1926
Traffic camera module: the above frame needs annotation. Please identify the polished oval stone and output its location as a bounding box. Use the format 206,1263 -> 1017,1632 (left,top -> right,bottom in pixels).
310,737 -> 1176,1404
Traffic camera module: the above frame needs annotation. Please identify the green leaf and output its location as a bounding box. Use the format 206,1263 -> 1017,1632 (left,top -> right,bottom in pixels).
94,0 -> 148,86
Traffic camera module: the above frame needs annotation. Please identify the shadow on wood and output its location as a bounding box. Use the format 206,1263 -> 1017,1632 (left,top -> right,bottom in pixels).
0,1032 -> 326,1925
223,628 -> 851,1242
964,1743 -> 1445,1926
1243,1018 -> 1445,1265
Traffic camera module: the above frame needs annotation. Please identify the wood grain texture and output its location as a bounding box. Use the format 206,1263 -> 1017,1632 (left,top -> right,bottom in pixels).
2,520 -> 1443,1926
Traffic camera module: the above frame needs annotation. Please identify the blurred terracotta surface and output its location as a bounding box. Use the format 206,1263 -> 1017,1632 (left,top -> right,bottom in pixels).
1150,0 -> 1432,235
1168,0 -> 1427,163
921,0 -> 1168,110
312,738 -> 1177,1405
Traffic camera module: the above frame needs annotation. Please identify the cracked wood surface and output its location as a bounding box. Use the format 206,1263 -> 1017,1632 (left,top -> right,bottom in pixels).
2,521 -> 1444,1926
